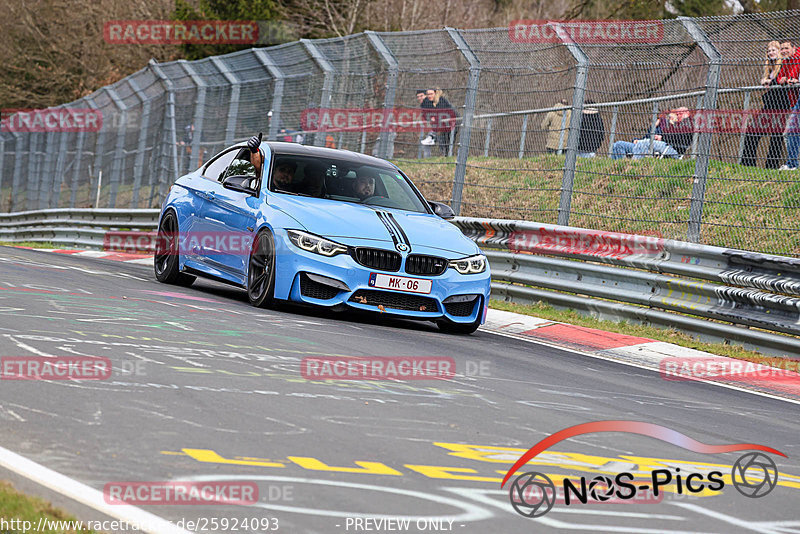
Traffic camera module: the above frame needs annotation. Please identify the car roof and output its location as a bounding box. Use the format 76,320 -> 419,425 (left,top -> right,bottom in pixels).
265,142 -> 398,170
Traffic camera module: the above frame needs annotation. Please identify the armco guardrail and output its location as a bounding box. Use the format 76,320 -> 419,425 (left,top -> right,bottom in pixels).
453,217 -> 800,357
0,208 -> 159,250
2,209 -> 798,356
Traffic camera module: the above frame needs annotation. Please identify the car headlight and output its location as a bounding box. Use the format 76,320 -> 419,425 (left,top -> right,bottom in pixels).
287,230 -> 348,257
449,254 -> 487,274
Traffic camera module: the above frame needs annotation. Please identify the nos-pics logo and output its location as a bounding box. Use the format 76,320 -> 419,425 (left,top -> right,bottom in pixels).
502,420 -> 783,518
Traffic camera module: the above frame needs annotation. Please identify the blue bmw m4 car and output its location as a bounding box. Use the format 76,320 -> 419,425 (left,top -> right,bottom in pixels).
155,138 -> 490,333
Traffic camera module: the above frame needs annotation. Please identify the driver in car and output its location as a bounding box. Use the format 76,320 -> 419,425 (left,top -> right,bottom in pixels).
272,159 -> 298,191
353,175 -> 376,200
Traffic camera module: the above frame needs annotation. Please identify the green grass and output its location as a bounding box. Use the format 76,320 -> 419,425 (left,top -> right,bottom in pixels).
396,154 -> 800,256
489,299 -> 794,363
0,241 -> 55,248
0,480 -> 97,533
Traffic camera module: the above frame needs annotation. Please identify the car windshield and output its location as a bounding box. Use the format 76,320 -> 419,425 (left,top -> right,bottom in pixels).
269,156 -> 430,214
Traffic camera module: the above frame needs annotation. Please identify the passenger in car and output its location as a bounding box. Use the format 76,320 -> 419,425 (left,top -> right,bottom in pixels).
298,163 -> 327,197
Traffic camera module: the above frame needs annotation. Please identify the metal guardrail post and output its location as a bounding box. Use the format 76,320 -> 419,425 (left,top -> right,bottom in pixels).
555,23 -> 589,226
301,39 -> 335,147
148,60 -> 180,204
737,89 -> 752,162
680,17 -> 721,243
128,78 -> 150,209
106,87 -> 127,208
254,49 -> 286,142
180,62 -> 207,174
446,27 -> 480,215
366,31 -> 399,159
211,57 -> 241,146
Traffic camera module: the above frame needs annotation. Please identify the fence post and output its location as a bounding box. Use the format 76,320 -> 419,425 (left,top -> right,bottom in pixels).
518,115 -> 528,159
484,118 -> 492,157
211,57 -> 241,146
69,105 -> 87,208
148,59 -> 180,205
86,98 -> 108,208
26,133 -> 39,210
52,122 -> 69,208
253,49 -> 286,142
10,131 -> 23,211
607,105 -> 619,156
648,101 -> 659,155
301,39 -> 335,147
0,135 -> 4,210
690,94 -> 703,157
40,130 -> 57,209
446,27 -> 480,215
555,23 -> 590,226
737,89 -> 752,162
557,105 -> 569,154
106,87 -> 127,208
366,31 -> 399,159
128,77 -> 151,209
180,62 -> 206,174
680,17 -> 721,243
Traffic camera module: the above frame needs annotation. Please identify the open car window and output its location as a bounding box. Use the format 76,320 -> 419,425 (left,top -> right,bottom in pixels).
202,147 -> 239,182
269,155 -> 430,213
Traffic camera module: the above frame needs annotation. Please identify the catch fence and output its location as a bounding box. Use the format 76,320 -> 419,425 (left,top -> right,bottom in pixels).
2,12 -> 800,255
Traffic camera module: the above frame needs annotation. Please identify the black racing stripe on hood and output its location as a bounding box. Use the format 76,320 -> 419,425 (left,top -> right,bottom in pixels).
385,212 -> 410,248
375,211 -> 400,246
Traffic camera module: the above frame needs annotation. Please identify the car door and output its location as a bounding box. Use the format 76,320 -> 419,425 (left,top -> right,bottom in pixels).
195,148 -> 264,282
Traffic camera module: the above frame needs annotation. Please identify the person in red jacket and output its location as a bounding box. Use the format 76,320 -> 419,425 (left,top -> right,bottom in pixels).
779,41 -> 800,169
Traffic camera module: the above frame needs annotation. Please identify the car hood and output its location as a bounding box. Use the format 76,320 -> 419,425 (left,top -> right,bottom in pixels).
270,195 -> 478,257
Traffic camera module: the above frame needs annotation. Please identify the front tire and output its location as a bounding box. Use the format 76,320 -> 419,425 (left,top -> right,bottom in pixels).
154,211 -> 195,286
437,316 -> 481,335
247,230 -> 276,308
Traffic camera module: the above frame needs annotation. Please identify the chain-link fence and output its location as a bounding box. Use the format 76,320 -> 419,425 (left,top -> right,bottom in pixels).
2,11 -> 800,255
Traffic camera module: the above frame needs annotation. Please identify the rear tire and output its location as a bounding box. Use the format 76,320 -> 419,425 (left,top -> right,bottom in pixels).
154,211 -> 195,286
247,230 -> 276,308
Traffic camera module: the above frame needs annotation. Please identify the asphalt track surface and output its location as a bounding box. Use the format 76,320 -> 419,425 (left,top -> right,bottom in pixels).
0,246 -> 798,534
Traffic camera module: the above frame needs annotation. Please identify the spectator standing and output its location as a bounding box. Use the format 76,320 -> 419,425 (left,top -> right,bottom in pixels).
741,41 -> 789,169
422,87 -> 456,156
778,40 -> 800,170
577,101 -> 605,158
541,99 -> 571,153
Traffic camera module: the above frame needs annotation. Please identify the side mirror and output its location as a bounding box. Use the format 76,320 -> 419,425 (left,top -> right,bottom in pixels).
222,175 -> 257,195
429,201 -> 455,220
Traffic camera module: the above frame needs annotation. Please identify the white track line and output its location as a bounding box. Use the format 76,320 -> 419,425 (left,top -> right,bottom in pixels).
0,445 -> 190,534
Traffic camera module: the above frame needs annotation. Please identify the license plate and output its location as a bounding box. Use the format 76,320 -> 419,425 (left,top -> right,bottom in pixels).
369,273 -> 432,294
